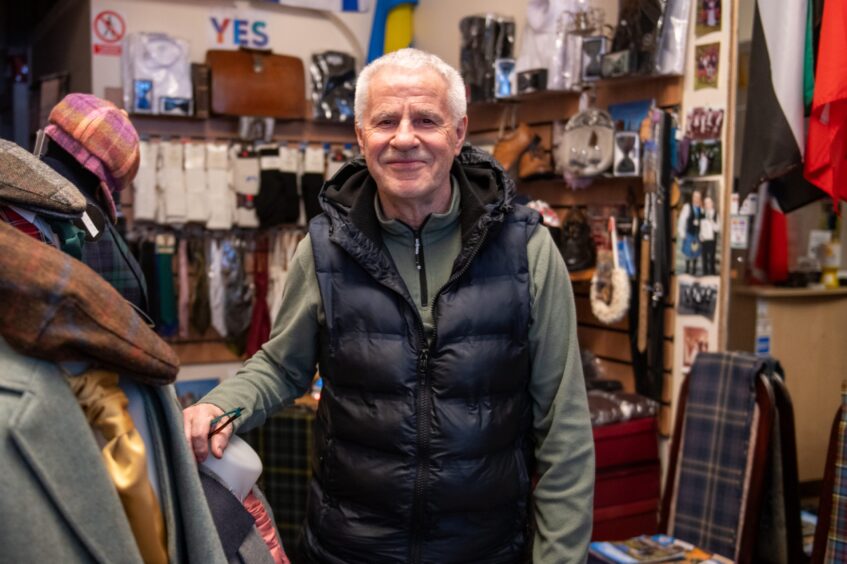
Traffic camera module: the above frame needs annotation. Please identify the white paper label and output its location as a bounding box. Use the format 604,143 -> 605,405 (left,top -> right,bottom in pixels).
730,216 -> 748,249
279,147 -> 299,173
260,156 -> 281,170
304,146 -> 326,173
80,211 -> 100,238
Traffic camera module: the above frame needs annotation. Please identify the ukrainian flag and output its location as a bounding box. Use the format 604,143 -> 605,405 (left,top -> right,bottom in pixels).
367,0 -> 419,63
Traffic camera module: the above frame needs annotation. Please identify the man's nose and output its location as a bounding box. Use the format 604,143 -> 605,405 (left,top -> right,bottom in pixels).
391,119 -> 419,150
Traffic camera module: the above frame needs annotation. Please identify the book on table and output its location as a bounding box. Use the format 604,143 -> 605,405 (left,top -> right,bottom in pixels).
589,534 -> 731,563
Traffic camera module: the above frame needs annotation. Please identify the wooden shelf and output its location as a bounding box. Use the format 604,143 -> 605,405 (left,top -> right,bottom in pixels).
733,285 -> 847,299
519,176 -> 644,206
129,113 -> 356,144
467,75 -> 683,134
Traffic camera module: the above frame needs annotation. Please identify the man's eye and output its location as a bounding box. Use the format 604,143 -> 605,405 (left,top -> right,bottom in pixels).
377,119 -> 395,127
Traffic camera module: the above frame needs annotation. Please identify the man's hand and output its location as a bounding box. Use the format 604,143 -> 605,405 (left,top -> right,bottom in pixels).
182,402 -> 233,462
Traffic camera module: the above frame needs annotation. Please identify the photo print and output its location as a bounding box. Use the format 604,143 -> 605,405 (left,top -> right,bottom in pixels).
685,107 -> 724,140
682,325 -> 710,369
696,0 -> 722,36
676,180 -> 721,277
678,281 -> 719,320
686,139 -> 722,177
695,43 -> 720,90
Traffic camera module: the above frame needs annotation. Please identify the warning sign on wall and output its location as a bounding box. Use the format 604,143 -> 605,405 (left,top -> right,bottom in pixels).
92,10 -> 126,56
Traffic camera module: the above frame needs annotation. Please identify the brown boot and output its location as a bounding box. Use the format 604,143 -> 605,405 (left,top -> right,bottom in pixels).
493,123 -> 534,172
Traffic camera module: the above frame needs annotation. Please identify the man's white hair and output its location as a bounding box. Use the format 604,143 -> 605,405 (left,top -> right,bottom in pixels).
354,48 -> 467,125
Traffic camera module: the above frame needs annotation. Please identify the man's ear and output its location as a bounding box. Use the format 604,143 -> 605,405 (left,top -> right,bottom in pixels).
355,125 -> 365,155
454,115 -> 468,155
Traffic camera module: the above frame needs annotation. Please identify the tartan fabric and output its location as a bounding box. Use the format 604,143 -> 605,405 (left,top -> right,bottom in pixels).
0,221 -> 178,384
245,406 -> 315,545
45,93 -> 140,222
0,205 -> 47,242
0,138 -> 86,215
825,389 -> 847,563
672,352 -> 765,559
80,209 -> 148,311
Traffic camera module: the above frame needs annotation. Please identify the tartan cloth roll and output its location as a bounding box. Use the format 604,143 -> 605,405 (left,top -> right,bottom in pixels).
671,352 -> 766,559
45,93 -> 140,223
825,388 -> 847,563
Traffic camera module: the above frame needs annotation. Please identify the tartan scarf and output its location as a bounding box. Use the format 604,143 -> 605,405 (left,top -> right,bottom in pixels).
825,388 -> 847,563
671,352 -> 765,559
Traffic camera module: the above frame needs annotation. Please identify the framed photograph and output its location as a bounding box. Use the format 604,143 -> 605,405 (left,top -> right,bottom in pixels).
695,43 -> 720,90
682,326 -> 710,368
685,107 -> 725,140
581,36 -> 608,82
675,180 -> 721,277
686,139 -> 722,177
696,0 -> 722,36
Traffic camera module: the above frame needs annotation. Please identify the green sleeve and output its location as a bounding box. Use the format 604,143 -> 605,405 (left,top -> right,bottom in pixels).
527,225 -> 595,564
200,235 -> 321,433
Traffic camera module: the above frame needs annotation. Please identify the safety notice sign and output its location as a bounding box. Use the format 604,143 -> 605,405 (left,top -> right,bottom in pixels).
92,10 -> 126,56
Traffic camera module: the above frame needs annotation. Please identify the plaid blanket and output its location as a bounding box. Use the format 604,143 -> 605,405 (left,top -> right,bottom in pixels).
825,388 -> 847,563
672,352 -> 766,559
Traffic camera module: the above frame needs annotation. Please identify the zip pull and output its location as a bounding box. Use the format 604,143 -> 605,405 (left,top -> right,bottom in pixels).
414,234 -> 422,271
418,348 -> 430,373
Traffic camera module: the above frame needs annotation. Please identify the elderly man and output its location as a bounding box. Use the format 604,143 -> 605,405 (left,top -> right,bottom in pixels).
184,48 -> 594,563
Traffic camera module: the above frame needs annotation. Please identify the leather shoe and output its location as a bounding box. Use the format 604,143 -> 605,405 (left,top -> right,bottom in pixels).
493,123 -> 534,172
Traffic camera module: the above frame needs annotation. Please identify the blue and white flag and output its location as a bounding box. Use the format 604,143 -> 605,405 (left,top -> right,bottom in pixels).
263,0 -> 370,12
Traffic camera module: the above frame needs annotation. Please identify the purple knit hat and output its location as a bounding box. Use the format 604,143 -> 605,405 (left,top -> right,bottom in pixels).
44,93 -> 140,222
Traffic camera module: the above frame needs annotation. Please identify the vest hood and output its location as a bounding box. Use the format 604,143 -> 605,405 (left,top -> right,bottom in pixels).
318,144 -> 518,248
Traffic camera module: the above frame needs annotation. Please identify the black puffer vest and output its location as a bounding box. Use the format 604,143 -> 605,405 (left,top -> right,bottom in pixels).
305,146 -> 540,564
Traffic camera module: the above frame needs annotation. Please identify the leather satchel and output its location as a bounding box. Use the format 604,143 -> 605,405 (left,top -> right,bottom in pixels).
206,48 -> 305,119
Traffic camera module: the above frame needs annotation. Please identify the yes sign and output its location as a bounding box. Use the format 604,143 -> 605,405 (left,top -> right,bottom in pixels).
210,17 -> 269,48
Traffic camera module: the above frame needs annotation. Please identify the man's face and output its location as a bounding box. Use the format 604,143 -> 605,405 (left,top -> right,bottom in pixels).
692,190 -> 703,207
356,67 -> 467,212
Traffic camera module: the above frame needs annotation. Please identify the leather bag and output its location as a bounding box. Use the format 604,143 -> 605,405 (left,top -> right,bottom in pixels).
206,48 -> 305,119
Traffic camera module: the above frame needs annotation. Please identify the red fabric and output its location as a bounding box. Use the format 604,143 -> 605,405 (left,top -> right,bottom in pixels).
593,417 -> 658,470
751,192 -> 789,284
243,491 -> 289,564
0,205 -> 43,241
804,0 -> 847,203
245,240 -> 271,357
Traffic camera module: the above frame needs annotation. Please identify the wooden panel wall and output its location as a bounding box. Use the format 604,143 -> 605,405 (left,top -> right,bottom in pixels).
467,78 -> 682,437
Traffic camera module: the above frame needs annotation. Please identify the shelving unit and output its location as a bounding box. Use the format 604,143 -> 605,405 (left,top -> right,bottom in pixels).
467,74 -> 683,415
130,113 -> 356,144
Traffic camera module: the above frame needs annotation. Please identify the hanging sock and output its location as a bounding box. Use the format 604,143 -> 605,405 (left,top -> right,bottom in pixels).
177,237 -> 190,339
190,238 -> 212,335
68,369 -> 168,564
155,233 -> 178,337
209,238 -> 228,338
246,236 -> 271,357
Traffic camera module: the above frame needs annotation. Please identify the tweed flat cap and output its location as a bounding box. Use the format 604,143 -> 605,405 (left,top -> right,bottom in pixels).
0,221 -> 179,385
0,138 -> 86,215
45,93 -> 141,223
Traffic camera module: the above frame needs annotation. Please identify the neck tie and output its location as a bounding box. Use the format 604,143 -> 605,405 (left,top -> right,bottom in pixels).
68,370 -> 169,564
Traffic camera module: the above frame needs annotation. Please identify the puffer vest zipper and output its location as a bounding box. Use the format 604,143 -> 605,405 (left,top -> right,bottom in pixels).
304,191 -> 539,564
